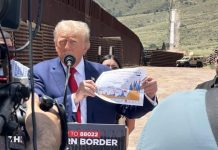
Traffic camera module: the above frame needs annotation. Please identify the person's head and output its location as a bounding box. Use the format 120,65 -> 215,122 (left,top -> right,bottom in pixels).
213,49 -> 218,75
215,55 -> 218,75
0,31 -> 15,60
53,20 -> 90,66
0,31 -> 13,47
100,54 -> 121,70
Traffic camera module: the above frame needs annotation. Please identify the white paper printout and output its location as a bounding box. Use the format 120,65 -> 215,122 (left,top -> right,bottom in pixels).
95,67 -> 146,106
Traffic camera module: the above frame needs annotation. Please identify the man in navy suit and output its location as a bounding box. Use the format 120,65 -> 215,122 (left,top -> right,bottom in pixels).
33,20 -> 158,123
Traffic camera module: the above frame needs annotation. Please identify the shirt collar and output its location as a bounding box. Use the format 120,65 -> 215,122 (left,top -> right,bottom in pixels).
74,57 -> 85,76
61,57 -> 85,75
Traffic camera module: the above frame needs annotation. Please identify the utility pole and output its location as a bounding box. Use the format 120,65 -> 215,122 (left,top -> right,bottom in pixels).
169,0 -> 177,51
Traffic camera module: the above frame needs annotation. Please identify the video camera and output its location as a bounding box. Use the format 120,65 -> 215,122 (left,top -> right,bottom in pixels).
0,1 -> 30,149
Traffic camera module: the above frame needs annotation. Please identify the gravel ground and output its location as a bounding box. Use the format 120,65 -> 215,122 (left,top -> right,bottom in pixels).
127,66 -> 215,150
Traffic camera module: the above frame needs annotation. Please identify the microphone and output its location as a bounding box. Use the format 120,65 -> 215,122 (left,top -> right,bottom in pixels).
64,55 -> 76,67
39,95 -> 54,111
63,55 -> 76,116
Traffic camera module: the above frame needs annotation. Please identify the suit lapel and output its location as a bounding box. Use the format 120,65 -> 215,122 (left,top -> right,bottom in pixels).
84,61 -> 99,123
50,58 -> 70,95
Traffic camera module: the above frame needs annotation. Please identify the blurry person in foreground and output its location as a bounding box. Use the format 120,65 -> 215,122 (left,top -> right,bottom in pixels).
136,89 -> 218,150
25,94 -> 61,150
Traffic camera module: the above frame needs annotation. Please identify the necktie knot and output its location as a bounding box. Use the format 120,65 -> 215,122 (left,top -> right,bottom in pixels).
70,67 -> 77,75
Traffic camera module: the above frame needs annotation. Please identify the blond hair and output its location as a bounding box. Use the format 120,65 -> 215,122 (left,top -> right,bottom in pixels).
54,20 -> 90,44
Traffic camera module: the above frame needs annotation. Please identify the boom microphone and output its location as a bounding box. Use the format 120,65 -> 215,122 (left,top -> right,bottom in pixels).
64,55 -> 76,67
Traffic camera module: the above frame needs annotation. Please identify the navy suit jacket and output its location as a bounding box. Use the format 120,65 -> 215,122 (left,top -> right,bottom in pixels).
33,57 -> 155,123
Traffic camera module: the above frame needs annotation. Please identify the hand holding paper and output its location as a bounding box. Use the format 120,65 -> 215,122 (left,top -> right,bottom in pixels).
95,67 -> 147,106
141,76 -> 158,99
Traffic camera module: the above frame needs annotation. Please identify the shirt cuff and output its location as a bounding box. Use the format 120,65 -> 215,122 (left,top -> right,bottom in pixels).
144,94 -> 158,106
71,94 -> 79,112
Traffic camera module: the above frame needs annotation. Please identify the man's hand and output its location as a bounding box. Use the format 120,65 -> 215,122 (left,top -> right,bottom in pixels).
73,80 -> 97,104
25,94 -> 61,150
141,76 -> 158,99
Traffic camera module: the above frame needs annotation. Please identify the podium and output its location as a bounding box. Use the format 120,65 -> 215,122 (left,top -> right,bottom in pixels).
0,123 -> 127,150
67,123 -> 127,150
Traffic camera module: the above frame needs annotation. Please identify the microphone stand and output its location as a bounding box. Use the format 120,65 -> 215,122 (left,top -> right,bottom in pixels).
63,65 -> 71,110
60,62 -> 71,149
57,55 -> 75,149
63,55 -> 76,112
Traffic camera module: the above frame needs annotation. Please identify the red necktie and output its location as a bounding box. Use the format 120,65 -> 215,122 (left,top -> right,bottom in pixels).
69,68 -> 81,123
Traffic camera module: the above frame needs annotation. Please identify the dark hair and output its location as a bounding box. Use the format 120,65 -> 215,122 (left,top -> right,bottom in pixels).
100,54 -> 122,68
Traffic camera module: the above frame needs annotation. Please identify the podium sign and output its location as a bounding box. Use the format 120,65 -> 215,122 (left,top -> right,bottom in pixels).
67,123 -> 127,150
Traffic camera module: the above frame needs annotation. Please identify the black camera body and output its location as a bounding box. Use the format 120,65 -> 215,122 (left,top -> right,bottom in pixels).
0,0 -> 22,29
0,0 -> 29,138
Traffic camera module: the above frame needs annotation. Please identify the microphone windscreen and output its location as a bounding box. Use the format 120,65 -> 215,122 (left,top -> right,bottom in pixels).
64,55 -> 76,66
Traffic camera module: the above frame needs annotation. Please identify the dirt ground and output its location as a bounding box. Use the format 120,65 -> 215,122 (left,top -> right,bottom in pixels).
127,66 -> 215,150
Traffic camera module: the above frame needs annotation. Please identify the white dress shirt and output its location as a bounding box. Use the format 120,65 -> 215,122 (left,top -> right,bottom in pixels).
62,57 -> 87,123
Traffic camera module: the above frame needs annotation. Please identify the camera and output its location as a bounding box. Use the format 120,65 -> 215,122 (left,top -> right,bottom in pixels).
0,1 -> 30,149
0,42 -> 30,149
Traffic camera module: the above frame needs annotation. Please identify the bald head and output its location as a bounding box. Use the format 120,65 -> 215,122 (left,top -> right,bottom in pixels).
215,56 -> 218,75
0,31 -> 11,40
0,31 -> 12,46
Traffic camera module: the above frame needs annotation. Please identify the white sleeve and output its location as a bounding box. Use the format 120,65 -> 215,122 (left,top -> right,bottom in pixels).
144,94 -> 158,106
71,94 -> 79,112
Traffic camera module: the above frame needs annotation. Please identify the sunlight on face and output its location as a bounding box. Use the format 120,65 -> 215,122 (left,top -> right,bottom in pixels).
57,37 -> 77,48
102,59 -> 119,70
